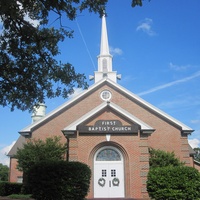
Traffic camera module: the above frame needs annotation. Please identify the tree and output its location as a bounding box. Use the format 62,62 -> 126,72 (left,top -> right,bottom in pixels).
0,0 -> 144,111
15,136 -> 66,173
194,147 -> 200,162
0,163 -> 9,181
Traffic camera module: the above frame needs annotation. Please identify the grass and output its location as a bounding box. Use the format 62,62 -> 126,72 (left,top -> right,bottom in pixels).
7,194 -> 32,199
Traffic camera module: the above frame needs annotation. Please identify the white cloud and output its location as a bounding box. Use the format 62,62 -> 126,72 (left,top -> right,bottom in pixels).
169,62 -> 191,71
189,138 -> 200,148
136,18 -> 156,36
138,70 -> 200,96
110,46 -> 123,56
0,141 -> 16,166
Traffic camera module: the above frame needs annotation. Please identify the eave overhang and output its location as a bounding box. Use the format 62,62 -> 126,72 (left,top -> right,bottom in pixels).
19,78 -> 193,136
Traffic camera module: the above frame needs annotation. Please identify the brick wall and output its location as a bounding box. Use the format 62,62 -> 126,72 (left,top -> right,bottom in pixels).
9,158 -> 23,182
9,82 -> 192,199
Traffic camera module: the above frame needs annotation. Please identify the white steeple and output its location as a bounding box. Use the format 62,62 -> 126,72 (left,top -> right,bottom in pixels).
99,14 -> 112,64
92,15 -> 120,83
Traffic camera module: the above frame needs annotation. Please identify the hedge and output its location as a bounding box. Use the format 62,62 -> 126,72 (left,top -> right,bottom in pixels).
26,160 -> 91,200
147,166 -> 200,200
0,182 -> 22,196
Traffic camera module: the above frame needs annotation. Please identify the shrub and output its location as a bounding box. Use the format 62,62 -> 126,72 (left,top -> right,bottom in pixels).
16,136 -> 66,173
147,166 -> 200,200
0,182 -> 22,196
149,148 -> 183,168
26,160 -> 91,200
0,164 -> 9,181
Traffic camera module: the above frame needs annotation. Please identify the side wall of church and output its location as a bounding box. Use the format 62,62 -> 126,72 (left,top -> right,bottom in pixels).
9,158 -> 23,183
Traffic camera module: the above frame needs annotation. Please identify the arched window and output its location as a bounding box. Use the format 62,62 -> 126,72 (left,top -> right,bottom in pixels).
96,148 -> 121,161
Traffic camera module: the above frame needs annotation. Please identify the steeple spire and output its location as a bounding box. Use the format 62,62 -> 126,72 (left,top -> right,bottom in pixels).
92,15 -> 120,83
100,14 -> 110,56
97,14 -> 113,74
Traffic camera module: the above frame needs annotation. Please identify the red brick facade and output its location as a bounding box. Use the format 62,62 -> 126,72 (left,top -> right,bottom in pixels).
9,81 -> 194,199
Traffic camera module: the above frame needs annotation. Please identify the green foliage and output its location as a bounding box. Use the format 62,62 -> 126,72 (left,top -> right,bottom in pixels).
0,0 -> 146,111
132,0 -> 143,7
0,182 -> 22,196
147,148 -> 200,200
0,163 -> 9,181
147,166 -> 200,200
0,0 -> 105,111
149,148 -> 183,168
194,147 -> 200,162
26,160 -> 91,200
131,0 -> 151,7
15,136 -> 66,173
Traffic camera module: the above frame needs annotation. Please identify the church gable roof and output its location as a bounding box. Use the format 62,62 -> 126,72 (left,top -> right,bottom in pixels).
19,78 -> 193,135
7,135 -> 26,157
62,101 -> 155,135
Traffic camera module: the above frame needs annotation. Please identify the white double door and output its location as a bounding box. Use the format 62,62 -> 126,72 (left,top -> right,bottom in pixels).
94,161 -> 124,198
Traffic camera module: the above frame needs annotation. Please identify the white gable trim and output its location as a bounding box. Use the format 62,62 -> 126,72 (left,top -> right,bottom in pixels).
63,101 -> 154,132
19,77 -> 193,134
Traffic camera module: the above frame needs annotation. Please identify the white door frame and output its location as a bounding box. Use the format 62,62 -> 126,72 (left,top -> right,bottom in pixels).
93,146 -> 125,198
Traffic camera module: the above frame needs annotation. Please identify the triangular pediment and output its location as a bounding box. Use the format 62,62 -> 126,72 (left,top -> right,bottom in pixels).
62,101 -> 154,135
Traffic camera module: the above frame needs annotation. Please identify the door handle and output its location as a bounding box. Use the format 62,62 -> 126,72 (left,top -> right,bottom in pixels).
109,180 -> 111,187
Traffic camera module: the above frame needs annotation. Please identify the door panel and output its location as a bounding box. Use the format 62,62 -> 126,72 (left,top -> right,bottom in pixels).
94,162 -> 124,198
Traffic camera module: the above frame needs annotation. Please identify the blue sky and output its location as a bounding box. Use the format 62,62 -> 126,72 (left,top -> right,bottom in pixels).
1,0 -> 200,165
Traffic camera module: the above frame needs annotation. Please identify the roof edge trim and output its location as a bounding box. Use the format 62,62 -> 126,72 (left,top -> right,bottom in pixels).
63,101 -> 153,131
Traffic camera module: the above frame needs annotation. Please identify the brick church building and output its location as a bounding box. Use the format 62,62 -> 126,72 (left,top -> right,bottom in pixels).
8,15 -> 196,199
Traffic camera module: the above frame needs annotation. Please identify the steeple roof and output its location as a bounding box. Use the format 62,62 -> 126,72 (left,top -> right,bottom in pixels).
100,14 -> 110,56
94,15 -> 120,83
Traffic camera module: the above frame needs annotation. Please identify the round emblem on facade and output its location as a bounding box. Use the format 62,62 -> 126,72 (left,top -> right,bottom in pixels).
101,90 -> 112,101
